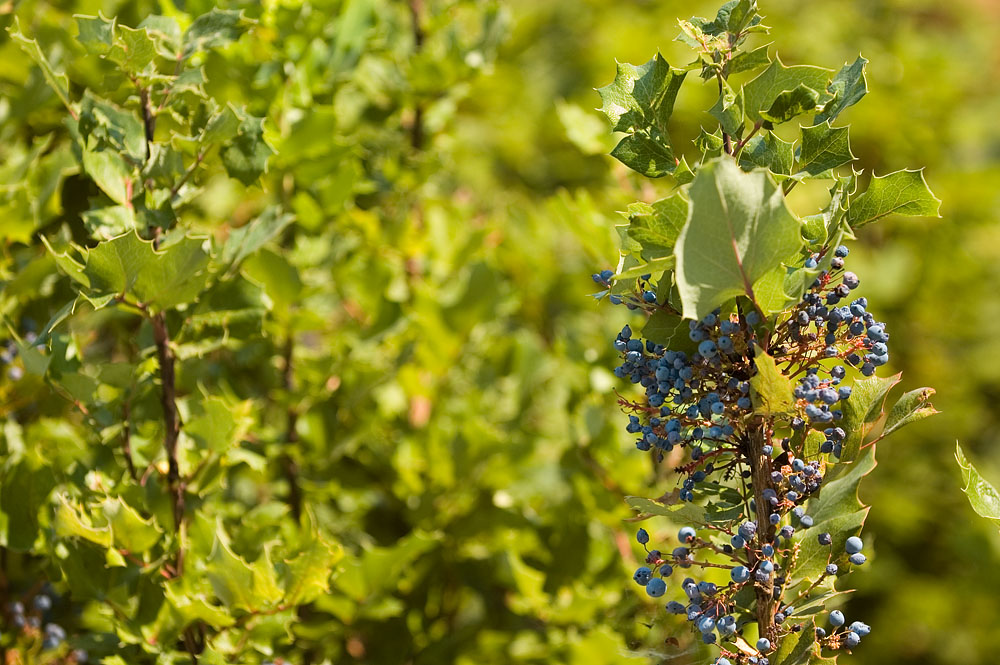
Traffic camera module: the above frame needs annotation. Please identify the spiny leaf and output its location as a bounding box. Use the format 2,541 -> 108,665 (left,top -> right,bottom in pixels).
183,9 -> 251,57
815,56 -> 868,125
837,372 -> 900,462
749,345 -> 795,416
742,56 -> 831,123
846,169 -> 941,228
624,195 -> 688,260
8,19 -> 74,115
221,109 -> 274,185
625,494 -> 705,525
674,157 -> 804,319
739,131 -> 794,175
797,122 -> 854,176
955,443 -> 1000,524
597,53 -> 687,177
880,387 -> 937,439
760,83 -> 821,124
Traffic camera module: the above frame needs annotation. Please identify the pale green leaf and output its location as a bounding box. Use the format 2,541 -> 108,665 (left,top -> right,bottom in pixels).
9,19 -> 74,114
846,169 -> 941,228
183,9 -> 250,56
625,195 -> 688,260
102,497 -> 162,553
749,345 -> 795,416
956,443 -> 1000,523
674,157 -> 804,319
739,131 -> 794,175
881,387 -> 937,438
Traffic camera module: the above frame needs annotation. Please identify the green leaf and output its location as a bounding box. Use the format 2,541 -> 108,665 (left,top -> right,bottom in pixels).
881,387 -> 937,438
726,44 -> 771,76
846,169 -> 941,228
55,496 -> 112,548
113,26 -> 157,73
625,493 -> 705,525
749,345 -> 795,416
674,157 -> 804,319
642,310 -> 697,354
774,617 -> 816,665
1,461 -> 57,551
739,131 -> 794,175
742,56 -> 831,123
221,109 -> 274,185
218,206 -> 294,272
956,444 -> 1000,524
797,122 -> 854,176
184,396 -> 251,454
815,56 -> 868,125
625,195 -> 688,260
760,83 -> 821,124
207,537 -> 283,612
811,446 -> 877,523
81,206 -> 136,240
102,497 -> 162,553
709,80 -> 744,136
75,13 -> 115,55
80,143 -> 135,206
82,231 -> 211,312
694,129 -> 725,161
280,533 -> 344,605
9,19 -> 74,114
838,372 -> 900,462
183,9 -> 250,56
598,53 -> 687,177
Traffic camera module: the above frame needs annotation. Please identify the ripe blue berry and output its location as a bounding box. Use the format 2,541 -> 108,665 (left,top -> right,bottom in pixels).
678,526 -> 696,543
845,536 -> 863,554
756,638 -> 771,652
845,631 -> 861,648
731,566 -> 750,583
636,528 -> 649,545
826,563 -> 838,575
849,621 -> 871,636
849,553 -> 867,565
633,566 -> 653,586
645,578 -> 667,597
829,610 -> 845,626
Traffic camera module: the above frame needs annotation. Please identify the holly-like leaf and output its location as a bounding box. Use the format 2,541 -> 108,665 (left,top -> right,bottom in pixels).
709,80 -> 744,136
114,25 -> 156,73
880,387 -> 937,438
742,56 -> 831,123
797,122 -> 854,176
183,9 -> 250,57
739,131 -> 794,175
102,497 -> 162,553
280,532 -> 344,605
207,537 -> 283,613
221,109 -> 274,185
815,56 -> 868,125
598,53 -> 687,177
956,443 -> 1000,525
9,19 -> 74,114
218,206 -> 294,272
846,169 -> 941,228
82,231 -> 211,312
79,93 -> 147,163
726,44 -> 771,76
625,195 -> 688,260
55,495 -> 112,548
749,345 -> 795,416
75,13 -> 116,55
80,143 -> 135,206
760,83 -> 821,124
837,372 -> 901,462
674,157 -> 804,319
1,461 -> 57,551
625,494 -> 706,525
774,617 -> 816,665
642,310 -> 697,354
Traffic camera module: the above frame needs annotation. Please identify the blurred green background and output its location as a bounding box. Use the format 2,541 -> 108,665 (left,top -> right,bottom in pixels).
2,0 -> 999,663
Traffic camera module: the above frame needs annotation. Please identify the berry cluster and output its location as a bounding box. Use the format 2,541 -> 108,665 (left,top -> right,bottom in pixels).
6,591 -> 87,662
604,245 -> 884,663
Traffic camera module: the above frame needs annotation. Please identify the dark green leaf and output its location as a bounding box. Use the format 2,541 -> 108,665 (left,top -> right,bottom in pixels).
797,122 -> 854,176
739,131 -> 794,175
221,109 -> 274,185
815,56 -> 868,125
183,9 -> 250,57
742,56 -> 831,123
625,195 -> 688,260
838,372 -> 900,462
760,83 -> 821,124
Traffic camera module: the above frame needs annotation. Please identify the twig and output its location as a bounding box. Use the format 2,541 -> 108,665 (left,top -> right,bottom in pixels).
281,335 -> 303,521
408,0 -> 425,150
150,312 -> 185,573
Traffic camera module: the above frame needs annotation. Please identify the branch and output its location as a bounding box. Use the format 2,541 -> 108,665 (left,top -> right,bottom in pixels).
281,335 -> 303,521
746,422 -> 776,639
150,312 -> 185,573
408,0 -> 425,150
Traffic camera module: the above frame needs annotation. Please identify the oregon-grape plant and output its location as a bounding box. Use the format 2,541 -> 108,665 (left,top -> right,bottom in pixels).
593,2 -> 940,663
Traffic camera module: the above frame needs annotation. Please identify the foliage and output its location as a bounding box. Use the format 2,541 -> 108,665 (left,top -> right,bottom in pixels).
593,2 -> 941,663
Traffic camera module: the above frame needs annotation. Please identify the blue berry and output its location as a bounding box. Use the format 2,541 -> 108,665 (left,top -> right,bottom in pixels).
845,536 -> 863,554
633,566 -> 653,586
757,638 -> 771,652
849,553 -> 867,565
678,526 -> 696,543
829,610 -> 845,626
645,578 -> 667,597
849,621 -> 871,636
636,528 -> 649,545
845,631 -> 861,648
826,563 -> 838,575
834,245 -> 849,258
731,566 -> 750,583
32,595 -> 52,612
643,290 -> 657,303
